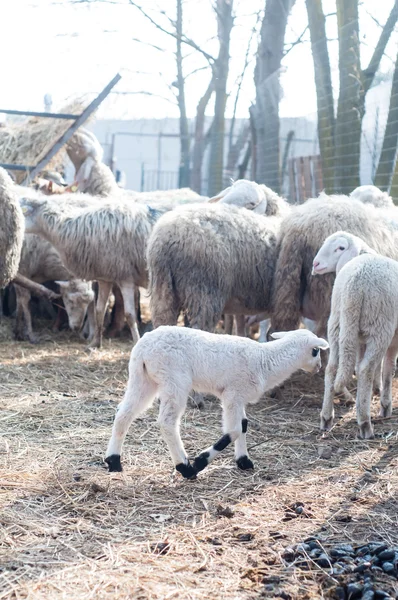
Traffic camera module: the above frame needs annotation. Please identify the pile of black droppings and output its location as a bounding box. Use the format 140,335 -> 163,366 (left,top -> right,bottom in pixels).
281,538 -> 398,599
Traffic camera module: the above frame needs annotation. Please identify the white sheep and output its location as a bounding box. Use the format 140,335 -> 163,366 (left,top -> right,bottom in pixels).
313,231 -> 398,439
15,233 -> 94,342
19,194 -> 166,348
349,185 -> 393,209
105,326 -> 328,478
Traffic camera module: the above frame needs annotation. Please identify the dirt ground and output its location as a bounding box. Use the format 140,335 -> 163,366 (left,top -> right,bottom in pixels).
0,320 -> 398,599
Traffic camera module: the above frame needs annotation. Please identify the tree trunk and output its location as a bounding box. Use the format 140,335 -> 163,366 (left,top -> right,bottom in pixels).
253,0 -> 296,193
334,0 -> 361,193
374,50 -> 398,191
176,0 -> 190,188
207,0 -> 234,196
190,77 -> 214,193
225,122 -> 250,181
305,0 -> 335,193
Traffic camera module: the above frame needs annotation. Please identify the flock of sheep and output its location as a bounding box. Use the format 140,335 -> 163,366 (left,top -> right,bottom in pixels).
1,127 -> 398,481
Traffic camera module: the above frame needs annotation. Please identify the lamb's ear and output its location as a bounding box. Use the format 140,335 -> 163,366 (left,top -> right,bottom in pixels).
315,338 -> 329,350
55,280 -> 70,289
209,185 -> 232,203
270,331 -> 289,339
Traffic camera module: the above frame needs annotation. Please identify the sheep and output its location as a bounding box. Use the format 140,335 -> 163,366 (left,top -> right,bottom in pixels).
15,233 -> 94,342
210,179 -> 290,217
313,231 -> 398,439
350,185 -> 393,209
0,167 -> 24,288
19,194 -> 166,348
271,194 -> 398,338
105,326 -> 329,478
148,202 -> 283,332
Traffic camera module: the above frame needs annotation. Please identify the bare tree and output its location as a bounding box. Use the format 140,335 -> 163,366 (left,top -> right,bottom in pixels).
251,0 -> 297,193
374,49 -> 398,192
207,0 -> 234,196
306,0 -> 398,194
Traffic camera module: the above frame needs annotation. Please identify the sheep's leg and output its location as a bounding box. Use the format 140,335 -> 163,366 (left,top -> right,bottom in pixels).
320,313 -> 340,432
14,284 -> 37,343
233,408 -> 254,470
258,319 -> 270,343
89,281 -> 112,349
379,336 -> 398,418
118,280 -> 140,345
356,359 -> 377,439
373,359 -> 383,396
193,397 -> 245,474
157,391 -> 196,479
224,314 -> 233,335
107,284 -> 125,338
235,314 -> 246,337
105,372 -> 158,472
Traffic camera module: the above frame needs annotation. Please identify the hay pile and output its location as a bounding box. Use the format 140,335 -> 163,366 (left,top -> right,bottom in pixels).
0,100 -> 86,183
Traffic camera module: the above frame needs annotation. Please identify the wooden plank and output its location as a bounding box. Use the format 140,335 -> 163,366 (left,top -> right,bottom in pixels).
0,109 -> 78,119
288,158 -> 296,203
302,156 -> 312,200
21,73 -> 121,185
314,155 -> 324,194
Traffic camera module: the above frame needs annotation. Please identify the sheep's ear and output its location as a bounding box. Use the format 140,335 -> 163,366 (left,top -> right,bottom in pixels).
315,338 -> 329,350
19,198 -> 35,216
55,280 -> 69,289
270,331 -> 289,339
209,185 -> 231,203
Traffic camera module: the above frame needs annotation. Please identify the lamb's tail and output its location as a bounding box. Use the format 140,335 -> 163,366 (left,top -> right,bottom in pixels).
334,292 -> 362,390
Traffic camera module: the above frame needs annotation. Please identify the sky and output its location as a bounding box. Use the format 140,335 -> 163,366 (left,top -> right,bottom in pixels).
0,0 -> 397,122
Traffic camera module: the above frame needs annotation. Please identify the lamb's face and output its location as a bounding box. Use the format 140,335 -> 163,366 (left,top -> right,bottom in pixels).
271,330 -> 329,374
56,280 -> 95,332
312,234 -> 350,275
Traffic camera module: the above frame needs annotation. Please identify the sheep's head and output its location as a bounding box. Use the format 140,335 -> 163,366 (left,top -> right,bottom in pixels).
350,185 -> 393,209
271,329 -> 329,374
209,179 -> 268,214
56,279 -> 95,332
312,231 -> 368,276
19,196 -> 45,233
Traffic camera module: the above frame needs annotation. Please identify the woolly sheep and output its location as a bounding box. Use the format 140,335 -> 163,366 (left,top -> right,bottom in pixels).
148,202 -> 283,331
271,194 -> 398,338
313,231 -> 398,439
19,194 -> 167,348
105,326 -> 328,478
0,168 -> 24,287
15,233 -> 94,342
210,179 -> 289,217
350,185 -> 393,209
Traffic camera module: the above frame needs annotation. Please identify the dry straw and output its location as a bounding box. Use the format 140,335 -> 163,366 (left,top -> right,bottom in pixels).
0,99 -> 86,183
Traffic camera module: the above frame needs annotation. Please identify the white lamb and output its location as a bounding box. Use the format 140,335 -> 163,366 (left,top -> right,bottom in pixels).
105,327 -> 328,478
313,231 -> 398,439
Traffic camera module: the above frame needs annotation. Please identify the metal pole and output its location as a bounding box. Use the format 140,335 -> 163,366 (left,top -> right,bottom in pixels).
21,73 -> 122,185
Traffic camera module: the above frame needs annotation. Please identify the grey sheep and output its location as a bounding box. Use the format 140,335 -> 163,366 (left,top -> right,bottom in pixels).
0,168 -> 24,288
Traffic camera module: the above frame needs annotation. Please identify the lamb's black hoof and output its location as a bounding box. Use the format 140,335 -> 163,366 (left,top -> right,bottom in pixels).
176,462 -> 197,480
192,452 -> 210,473
105,454 -> 123,472
236,455 -> 254,471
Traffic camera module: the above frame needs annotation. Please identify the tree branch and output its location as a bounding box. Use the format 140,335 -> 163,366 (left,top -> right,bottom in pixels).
111,90 -> 177,105
362,0 -> 398,94
128,1 -> 217,64
283,24 -> 309,57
